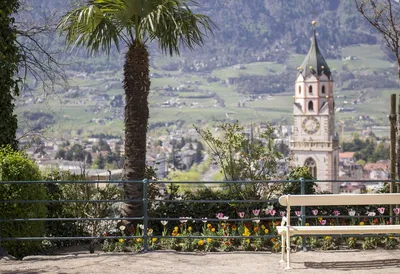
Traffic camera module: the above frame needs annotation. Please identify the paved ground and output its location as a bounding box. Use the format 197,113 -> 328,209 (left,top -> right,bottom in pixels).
1,249 -> 400,274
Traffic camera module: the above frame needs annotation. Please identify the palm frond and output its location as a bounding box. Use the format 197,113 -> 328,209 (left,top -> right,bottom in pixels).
58,0 -> 128,55
140,0 -> 216,55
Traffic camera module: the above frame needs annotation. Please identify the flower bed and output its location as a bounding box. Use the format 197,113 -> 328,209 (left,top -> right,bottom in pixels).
102,207 -> 400,253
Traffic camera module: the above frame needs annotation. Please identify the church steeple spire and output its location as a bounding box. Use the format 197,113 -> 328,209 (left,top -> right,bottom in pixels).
299,21 -> 331,78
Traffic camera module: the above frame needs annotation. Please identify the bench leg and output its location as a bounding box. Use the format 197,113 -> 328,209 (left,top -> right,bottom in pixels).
280,233 -> 285,263
286,230 -> 291,270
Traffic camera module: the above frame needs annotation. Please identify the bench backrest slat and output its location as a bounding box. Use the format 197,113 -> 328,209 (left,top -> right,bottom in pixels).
279,193 -> 400,206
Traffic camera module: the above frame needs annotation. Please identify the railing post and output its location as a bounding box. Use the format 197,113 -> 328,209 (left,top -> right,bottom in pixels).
300,177 -> 307,251
142,178 -> 149,252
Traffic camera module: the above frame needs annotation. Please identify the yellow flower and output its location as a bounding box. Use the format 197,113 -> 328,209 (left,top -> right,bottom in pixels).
318,217 -> 322,221
305,223 -> 310,226
118,238 -> 125,243
152,238 -> 157,243
324,236 -> 332,241
188,226 -> 193,232
264,229 -> 269,234
207,224 -> 212,229
274,243 -> 280,249
136,238 -> 142,243
211,228 -> 216,232
198,240 -> 204,246
261,225 -> 266,229
207,238 -> 212,243
360,222 -> 365,226
174,226 -> 179,231
246,239 -> 250,243
148,228 -> 153,234
242,227 -> 251,237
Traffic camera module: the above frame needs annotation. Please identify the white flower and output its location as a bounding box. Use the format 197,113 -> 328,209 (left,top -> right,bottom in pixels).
222,216 -> 229,220
139,224 -> 144,230
119,225 -> 126,231
348,209 -> 356,217
252,217 -> 260,224
201,217 -> 208,223
161,220 -> 168,226
367,212 -> 376,217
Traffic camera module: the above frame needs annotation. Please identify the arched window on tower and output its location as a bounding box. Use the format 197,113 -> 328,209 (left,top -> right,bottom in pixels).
322,85 -> 325,94
309,85 -> 313,94
308,101 -> 314,111
305,157 -> 317,178
298,86 -> 301,94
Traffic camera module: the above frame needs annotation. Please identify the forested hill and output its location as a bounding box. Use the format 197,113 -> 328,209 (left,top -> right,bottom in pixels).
20,0 -> 384,71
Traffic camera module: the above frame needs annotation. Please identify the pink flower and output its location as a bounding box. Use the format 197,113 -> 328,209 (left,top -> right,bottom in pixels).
216,213 -> 224,219
312,209 -> 318,216
270,209 -> 276,216
252,209 -> 260,216
333,210 -> 340,216
280,211 -> 286,217
295,211 -> 301,217
238,212 -> 245,218
394,208 -> 400,215
320,219 -> 326,225
264,209 -> 270,215
377,207 -> 385,215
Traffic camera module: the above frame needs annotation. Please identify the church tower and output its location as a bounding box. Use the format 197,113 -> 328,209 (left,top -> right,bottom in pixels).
290,22 -> 339,193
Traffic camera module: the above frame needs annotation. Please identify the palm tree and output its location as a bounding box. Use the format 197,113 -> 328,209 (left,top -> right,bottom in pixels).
59,0 -> 214,221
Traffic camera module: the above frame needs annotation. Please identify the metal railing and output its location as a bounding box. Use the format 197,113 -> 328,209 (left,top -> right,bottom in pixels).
1,178 -> 399,253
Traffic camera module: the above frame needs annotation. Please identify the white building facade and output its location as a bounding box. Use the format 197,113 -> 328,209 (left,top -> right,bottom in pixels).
290,24 -> 340,193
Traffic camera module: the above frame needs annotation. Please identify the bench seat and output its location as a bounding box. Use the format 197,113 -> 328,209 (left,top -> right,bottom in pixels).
277,225 -> 400,236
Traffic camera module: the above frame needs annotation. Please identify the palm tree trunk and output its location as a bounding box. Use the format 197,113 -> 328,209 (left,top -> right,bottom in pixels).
121,43 -> 150,224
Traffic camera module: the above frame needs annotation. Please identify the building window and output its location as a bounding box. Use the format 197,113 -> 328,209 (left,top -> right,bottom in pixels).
322,85 -> 325,94
308,101 -> 314,111
309,85 -> 313,94
305,157 -> 317,178
298,86 -> 301,94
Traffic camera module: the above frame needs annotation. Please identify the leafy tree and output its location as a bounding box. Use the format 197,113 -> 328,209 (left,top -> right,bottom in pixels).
0,146 -> 47,258
0,0 -> 20,149
195,121 -> 283,199
94,153 -> 105,169
59,0 -> 214,222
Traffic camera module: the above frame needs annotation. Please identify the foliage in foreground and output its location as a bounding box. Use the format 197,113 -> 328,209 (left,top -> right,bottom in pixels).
0,146 -> 47,258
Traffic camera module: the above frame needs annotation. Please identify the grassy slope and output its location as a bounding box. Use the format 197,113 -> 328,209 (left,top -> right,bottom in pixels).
16,44 -> 398,138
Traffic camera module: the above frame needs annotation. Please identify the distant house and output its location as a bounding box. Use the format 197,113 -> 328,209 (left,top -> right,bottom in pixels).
339,152 -> 355,165
363,161 -> 389,180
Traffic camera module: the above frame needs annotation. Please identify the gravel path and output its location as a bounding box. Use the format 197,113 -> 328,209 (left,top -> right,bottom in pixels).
1,249 -> 400,274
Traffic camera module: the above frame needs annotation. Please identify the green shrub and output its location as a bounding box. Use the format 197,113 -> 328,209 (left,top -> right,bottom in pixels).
0,146 -> 47,258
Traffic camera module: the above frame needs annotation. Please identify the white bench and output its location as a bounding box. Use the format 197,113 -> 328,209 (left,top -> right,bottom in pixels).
277,193 -> 400,270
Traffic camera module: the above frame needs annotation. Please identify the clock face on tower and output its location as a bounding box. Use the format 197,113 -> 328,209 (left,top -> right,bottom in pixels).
302,116 -> 320,135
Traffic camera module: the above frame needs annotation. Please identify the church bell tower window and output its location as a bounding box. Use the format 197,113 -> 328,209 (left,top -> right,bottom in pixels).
309,85 -> 313,94
308,101 -> 314,111
322,85 -> 325,94
298,86 -> 301,94
305,157 -> 317,178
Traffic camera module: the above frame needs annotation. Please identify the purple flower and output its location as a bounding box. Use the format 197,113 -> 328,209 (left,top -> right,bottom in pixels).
238,212 -> 245,218
377,207 -> 385,215
270,209 -> 276,216
264,209 -> 270,215
216,213 -> 224,219
394,208 -> 400,215
295,211 -> 301,217
320,219 -> 326,225
333,210 -> 340,216
312,209 -> 318,216
280,211 -> 286,217
252,209 -> 260,216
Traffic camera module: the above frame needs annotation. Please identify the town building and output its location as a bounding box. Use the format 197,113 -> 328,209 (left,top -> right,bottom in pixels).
290,22 -> 340,193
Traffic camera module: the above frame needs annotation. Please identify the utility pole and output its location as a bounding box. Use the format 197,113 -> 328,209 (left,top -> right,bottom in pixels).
390,94 -> 396,220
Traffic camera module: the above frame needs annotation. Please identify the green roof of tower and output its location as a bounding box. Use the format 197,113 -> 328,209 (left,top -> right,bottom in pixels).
299,24 -> 331,78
